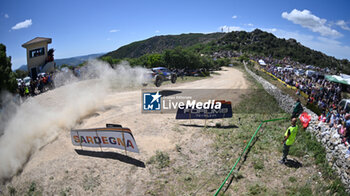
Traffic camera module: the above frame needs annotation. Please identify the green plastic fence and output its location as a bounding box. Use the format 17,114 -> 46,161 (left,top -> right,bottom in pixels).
214,117 -> 288,196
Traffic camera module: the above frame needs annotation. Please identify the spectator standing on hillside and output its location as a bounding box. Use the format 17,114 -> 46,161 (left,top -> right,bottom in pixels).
30,80 -> 36,96
38,78 -> 44,93
292,98 -> 303,118
344,114 -> 350,146
279,118 -> 299,164
24,86 -> 29,97
47,73 -> 53,89
179,69 -> 184,80
18,83 -> 24,97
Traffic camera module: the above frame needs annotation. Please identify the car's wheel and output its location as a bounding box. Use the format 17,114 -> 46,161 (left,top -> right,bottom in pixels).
171,74 -> 177,83
155,76 -> 162,87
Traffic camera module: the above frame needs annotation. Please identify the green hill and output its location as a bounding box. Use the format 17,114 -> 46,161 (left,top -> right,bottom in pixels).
103,33 -> 225,59
217,29 -> 346,70
103,29 -> 350,73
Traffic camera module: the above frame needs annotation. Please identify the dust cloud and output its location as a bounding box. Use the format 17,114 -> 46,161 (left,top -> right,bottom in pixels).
0,60 -> 149,182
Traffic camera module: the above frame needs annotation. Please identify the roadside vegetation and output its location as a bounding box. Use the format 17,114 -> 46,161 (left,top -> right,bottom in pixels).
101,46 -> 228,70
6,181 -> 43,196
0,44 -> 17,93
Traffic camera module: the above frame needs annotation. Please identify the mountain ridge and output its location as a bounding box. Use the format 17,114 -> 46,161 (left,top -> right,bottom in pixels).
103,33 -> 225,59
103,29 -> 350,72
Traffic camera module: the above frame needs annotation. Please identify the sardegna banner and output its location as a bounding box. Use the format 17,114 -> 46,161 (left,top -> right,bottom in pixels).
175,100 -> 233,119
71,125 -> 139,153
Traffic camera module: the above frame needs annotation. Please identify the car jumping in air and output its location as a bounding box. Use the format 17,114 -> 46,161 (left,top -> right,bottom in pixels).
144,67 -> 177,87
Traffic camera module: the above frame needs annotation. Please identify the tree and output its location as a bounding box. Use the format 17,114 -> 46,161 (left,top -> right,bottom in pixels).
146,54 -> 163,67
238,54 -> 249,62
215,58 -> 230,67
15,69 -> 28,79
100,56 -> 114,65
0,44 -> 17,93
163,47 -> 202,69
60,64 -> 69,69
60,64 -> 74,70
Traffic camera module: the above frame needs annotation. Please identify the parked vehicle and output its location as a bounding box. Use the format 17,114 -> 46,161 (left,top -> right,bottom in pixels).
284,67 -> 293,72
23,76 -> 31,87
184,69 -> 197,76
295,69 -> 305,76
305,70 -> 316,77
306,65 -> 315,69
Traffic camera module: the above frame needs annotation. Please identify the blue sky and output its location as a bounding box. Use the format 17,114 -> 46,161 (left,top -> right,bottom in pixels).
1,0 -> 350,70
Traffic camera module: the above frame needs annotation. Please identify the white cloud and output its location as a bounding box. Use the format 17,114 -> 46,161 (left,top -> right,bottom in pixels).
11,19 -> 32,30
281,9 -> 341,37
265,28 -> 350,60
4,14 -> 9,18
155,30 -> 160,33
263,28 -> 277,33
263,28 -> 314,42
246,23 -> 254,27
109,29 -> 120,33
220,25 -> 244,32
317,36 -> 341,45
336,20 -> 350,31
310,38 -> 350,60
232,15 -> 237,19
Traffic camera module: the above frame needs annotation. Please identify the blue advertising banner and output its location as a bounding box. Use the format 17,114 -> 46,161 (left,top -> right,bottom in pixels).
175,100 -> 233,119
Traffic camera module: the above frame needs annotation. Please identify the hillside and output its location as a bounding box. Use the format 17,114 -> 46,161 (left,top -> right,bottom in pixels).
103,33 -> 225,59
103,29 -> 350,73
16,65 -> 27,71
217,29 -> 347,70
55,53 -> 104,67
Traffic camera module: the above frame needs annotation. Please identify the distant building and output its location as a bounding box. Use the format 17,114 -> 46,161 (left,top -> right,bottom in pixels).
22,37 -> 55,79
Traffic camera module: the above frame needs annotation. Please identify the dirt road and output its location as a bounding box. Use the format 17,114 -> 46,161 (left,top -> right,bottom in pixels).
4,67 -> 249,195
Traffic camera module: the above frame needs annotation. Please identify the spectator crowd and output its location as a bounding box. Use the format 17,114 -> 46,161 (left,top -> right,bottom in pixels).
17,73 -> 54,98
257,56 -> 350,146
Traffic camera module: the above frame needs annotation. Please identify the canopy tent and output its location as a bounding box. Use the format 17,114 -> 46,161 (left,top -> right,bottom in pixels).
325,75 -> 350,85
340,74 -> 350,79
258,59 -> 266,66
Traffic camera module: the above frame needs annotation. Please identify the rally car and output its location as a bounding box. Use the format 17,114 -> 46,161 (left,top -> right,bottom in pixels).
144,67 -> 177,87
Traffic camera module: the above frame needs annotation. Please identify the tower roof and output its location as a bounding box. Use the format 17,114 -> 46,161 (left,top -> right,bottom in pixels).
22,37 -> 52,48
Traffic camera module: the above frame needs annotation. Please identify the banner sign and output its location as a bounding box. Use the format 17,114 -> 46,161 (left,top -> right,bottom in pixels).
299,112 -> 311,129
175,100 -> 232,119
71,125 -> 139,153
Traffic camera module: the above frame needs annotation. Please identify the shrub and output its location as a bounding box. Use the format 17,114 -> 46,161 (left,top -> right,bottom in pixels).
148,151 -> 170,169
